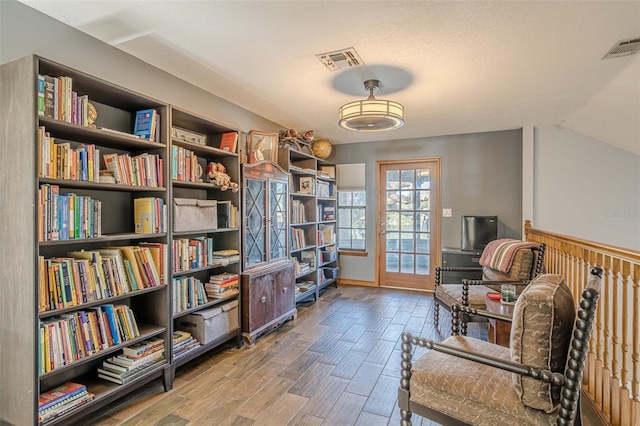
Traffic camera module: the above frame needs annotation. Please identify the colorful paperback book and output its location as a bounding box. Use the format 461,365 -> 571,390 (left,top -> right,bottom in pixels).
133,109 -> 157,141
39,382 -> 86,411
219,132 -> 238,153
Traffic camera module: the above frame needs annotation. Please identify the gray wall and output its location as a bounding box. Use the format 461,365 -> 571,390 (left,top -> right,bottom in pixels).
534,126 -> 640,250
0,0 -> 282,143
333,129 -> 523,282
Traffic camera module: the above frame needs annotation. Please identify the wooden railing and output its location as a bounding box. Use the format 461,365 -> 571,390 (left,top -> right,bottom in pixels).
525,221 -> 639,426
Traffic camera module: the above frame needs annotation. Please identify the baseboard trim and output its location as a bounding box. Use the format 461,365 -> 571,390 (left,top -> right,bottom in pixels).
580,388 -> 609,426
338,278 -> 377,287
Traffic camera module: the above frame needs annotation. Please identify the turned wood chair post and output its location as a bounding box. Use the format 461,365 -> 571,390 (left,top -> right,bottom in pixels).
400,332 -> 414,426
434,267 -> 441,328
557,269 -> 601,426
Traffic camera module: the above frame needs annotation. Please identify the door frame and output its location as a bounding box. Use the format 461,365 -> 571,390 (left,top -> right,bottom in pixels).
375,158 -> 441,291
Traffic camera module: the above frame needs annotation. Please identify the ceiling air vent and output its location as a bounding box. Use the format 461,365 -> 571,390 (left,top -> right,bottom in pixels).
316,47 -> 364,72
602,37 -> 640,59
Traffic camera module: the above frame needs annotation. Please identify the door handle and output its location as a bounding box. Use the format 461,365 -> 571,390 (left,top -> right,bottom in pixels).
260,296 -> 267,303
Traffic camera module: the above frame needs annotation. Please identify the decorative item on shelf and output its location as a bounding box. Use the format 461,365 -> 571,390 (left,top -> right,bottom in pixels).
248,130 -> 279,163
312,138 -> 332,159
196,163 -> 204,182
278,129 -> 315,154
171,126 -> 206,145
87,102 -> 97,128
206,162 -> 239,192
338,79 -> 404,131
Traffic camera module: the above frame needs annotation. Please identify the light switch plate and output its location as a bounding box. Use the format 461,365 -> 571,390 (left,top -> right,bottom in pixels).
443,208 -> 452,217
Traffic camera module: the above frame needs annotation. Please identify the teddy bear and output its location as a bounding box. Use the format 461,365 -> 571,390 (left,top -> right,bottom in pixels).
207,162 -> 239,192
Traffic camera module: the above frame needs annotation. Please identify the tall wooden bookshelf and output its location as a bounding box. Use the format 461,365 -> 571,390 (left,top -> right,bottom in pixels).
277,147 -> 338,304
168,107 -> 242,375
0,55 -> 241,425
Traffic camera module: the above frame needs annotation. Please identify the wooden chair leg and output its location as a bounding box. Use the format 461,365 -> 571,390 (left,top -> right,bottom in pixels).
400,409 -> 412,426
434,301 -> 440,329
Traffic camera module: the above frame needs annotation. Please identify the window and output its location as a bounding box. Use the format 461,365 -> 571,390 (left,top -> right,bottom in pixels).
336,163 -> 366,251
338,190 -> 366,250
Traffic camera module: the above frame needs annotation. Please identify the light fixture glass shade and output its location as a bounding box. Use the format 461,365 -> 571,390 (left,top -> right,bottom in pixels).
338,80 -> 404,131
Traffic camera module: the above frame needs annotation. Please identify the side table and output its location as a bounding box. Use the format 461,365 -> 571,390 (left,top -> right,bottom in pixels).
485,294 -> 514,347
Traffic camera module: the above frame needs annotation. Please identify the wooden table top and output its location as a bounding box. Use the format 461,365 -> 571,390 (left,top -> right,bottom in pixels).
485,294 -> 515,317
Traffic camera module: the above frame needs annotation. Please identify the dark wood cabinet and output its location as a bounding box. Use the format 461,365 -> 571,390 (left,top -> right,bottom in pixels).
240,161 -> 296,345
241,262 -> 296,345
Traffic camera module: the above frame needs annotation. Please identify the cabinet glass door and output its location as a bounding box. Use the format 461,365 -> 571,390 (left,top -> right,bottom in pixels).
245,178 -> 266,267
270,180 -> 288,261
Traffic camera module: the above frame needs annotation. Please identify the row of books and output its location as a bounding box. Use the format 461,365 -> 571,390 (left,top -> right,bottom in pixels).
103,152 -> 164,187
39,304 -> 140,374
173,237 -> 214,272
38,74 -> 89,126
38,126 -> 101,181
319,204 -> 335,221
38,382 -> 95,424
133,197 -> 167,234
171,145 -> 201,182
172,276 -> 208,314
98,337 -> 166,385
37,245 -> 164,312
318,224 -> 336,245
291,227 -> 308,250
172,330 -> 201,359
38,184 -> 102,242
204,272 -> 239,299
291,199 -> 307,224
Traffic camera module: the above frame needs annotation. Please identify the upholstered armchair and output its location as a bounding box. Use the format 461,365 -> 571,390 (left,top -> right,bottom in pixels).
399,268 -> 602,426
433,239 -> 546,330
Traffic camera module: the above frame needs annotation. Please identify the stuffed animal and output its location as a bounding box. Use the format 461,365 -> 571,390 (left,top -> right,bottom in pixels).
206,162 -> 239,192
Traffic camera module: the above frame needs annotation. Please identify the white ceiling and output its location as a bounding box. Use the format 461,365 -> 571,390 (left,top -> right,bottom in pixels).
20,1 -> 640,153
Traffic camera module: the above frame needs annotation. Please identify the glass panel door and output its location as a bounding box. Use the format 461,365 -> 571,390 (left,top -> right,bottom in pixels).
269,180 -> 288,261
378,160 -> 440,290
245,178 -> 266,267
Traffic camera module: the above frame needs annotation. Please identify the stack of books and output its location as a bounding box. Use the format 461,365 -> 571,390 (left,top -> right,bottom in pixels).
212,249 -> 240,265
38,382 -> 95,424
172,330 -> 201,359
204,272 -> 239,299
97,338 -> 165,385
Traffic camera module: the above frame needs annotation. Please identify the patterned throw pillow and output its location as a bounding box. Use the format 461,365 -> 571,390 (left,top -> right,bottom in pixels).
482,247 -> 533,281
510,274 -> 575,413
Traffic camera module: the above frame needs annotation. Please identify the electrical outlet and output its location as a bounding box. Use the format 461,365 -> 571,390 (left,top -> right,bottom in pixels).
443,208 -> 452,217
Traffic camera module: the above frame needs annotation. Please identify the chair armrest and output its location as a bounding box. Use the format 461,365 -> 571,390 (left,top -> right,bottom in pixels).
400,331 -> 565,387
452,303 -> 512,323
461,279 -> 530,305
435,266 -> 483,287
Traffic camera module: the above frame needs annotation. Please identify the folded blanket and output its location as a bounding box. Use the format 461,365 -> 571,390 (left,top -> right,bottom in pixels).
479,238 -> 539,273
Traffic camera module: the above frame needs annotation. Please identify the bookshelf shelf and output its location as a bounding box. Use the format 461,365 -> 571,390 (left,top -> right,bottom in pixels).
171,138 -> 237,158
38,285 -> 166,318
39,232 -> 167,246
39,117 -> 168,151
171,228 -> 237,237
171,180 -> 229,190
38,324 -> 166,379
277,147 -> 338,306
172,292 -> 239,319
172,260 -> 240,277
170,328 -> 240,369
39,178 -> 167,192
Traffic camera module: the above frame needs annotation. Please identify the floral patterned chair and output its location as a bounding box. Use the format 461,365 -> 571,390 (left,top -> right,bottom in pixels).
399,268 -> 602,426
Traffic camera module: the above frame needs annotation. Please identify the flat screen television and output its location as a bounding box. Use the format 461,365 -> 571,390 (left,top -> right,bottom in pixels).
461,215 -> 498,251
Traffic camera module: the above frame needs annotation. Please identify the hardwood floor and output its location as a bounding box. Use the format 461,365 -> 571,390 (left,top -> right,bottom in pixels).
84,284 -> 590,426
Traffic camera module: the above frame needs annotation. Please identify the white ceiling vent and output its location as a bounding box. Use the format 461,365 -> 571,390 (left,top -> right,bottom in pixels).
316,47 -> 364,72
602,38 -> 640,59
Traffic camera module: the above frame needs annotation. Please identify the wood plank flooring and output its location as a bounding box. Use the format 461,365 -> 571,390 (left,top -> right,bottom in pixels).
81,285 -> 597,426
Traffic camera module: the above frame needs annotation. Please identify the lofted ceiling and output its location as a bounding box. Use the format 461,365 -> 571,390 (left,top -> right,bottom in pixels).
19,1 -> 640,153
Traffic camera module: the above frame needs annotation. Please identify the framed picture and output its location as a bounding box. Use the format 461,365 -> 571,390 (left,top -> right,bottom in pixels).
248,130 -> 279,163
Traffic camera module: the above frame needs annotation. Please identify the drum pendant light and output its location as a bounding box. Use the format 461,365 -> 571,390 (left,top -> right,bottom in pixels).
338,79 -> 404,131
